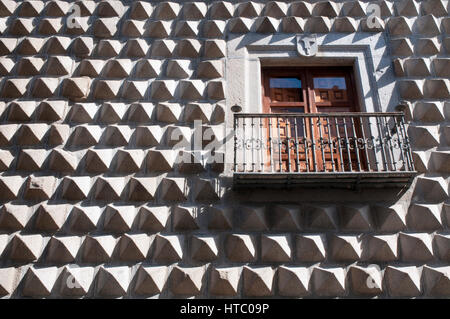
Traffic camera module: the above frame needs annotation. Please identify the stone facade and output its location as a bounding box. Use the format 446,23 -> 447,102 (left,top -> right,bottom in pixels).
0,0 -> 449,298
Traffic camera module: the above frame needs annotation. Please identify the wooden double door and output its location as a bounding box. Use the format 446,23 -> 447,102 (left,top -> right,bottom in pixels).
262,67 -> 361,173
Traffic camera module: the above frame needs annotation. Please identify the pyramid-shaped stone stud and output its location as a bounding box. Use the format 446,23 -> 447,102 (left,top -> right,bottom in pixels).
340,204 -> 373,231
416,38 -> 441,56
305,16 -> 332,32
180,80 -> 204,100
93,80 -> 122,99
103,125 -> 133,146
150,80 -> 176,100
174,21 -> 200,37
399,232 -> 434,262
93,17 -> 119,38
16,37 -> 44,55
123,39 -> 149,58
209,266 -> 241,296
9,18 -> 35,36
281,16 -> 305,33
207,205 -> 232,230
103,204 -> 136,234
17,123 -> 48,146
404,58 -> 431,77
387,16 -> 413,36
263,1 -> 288,18
0,150 -> 13,171
197,60 -> 223,79
422,0 -> 448,16
431,151 -> 450,173
311,266 -> 346,297
45,36 -> 71,55
413,102 -> 445,122
155,1 -> 180,20
67,103 -> 98,124
18,1 -> 44,17
0,38 -> 17,55
7,101 -> 37,122
166,59 -> 191,79
384,266 -> 421,297
182,2 -> 207,20
0,0 -> 17,16
184,103 -> 212,123
236,1 -> 262,18
173,205 -> 200,231
243,266 -> 274,297
372,204 -> 407,232
59,266 -> 95,297
398,80 -> 424,99
96,266 -> 130,297
122,80 -> 148,100
348,265 -> 383,296
412,151 -> 430,173
113,149 -> 144,173
130,1 -> 153,19
417,14 -> 440,36
46,56 -> 72,75
117,233 -> 151,262
176,39 -> 202,58
424,79 -> 450,99
22,267 -> 58,297
134,265 -> 168,296
17,57 -> 44,75
202,20 -> 226,38
159,177 -> 188,201
408,125 -> 439,148
0,267 -> 18,296
95,39 -> 122,58
434,234 -> 450,261
98,102 -> 126,124
395,0 -> 419,16
225,234 -> 256,262
93,177 -> 125,201
341,1 -> 366,17
407,203 -> 443,231
152,234 -> 183,263
48,124 -> 69,145
228,17 -> 253,33
68,205 -> 102,234
312,1 -> 339,16
127,103 -> 154,123
81,235 -> 116,263
193,178 -> 219,202
146,20 -> 171,38
137,206 -> 170,232
103,59 -> 133,78
253,16 -> 279,33
85,149 -> 114,173
277,266 -> 311,297
156,102 -> 182,123
48,149 -> 78,173
146,150 -> 175,172
45,236 -> 81,264
127,177 -> 157,202
61,77 -> 91,100
45,0 -> 70,17
24,175 -> 57,201
209,1 -> 233,19
169,266 -> 205,296
0,203 -> 32,231
136,126 -> 163,147
423,265 -> 450,296
269,205 -> 301,231
363,234 -> 398,262
176,151 -> 204,173
304,205 -> 338,230
238,205 -> 268,231
191,235 -> 219,262
33,203 -> 69,232
1,78 -> 29,98
97,0 -> 124,17
261,235 -> 292,262
36,100 -> 66,122
296,234 -> 326,262
328,235 -> 362,262
8,233 -> 43,262
203,40 -> 226,58
150,39 -> 176,57
134,59 -> 161,78
121,19 -> 146,37
333,17 -> 358,33
0,124 -> 18,145
0,176 -> 23,200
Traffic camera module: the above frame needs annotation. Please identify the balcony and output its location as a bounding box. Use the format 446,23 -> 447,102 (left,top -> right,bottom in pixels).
233,112 -> 417,189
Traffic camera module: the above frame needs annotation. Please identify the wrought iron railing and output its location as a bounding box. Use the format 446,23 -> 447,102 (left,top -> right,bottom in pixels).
233,112 -> 415,175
